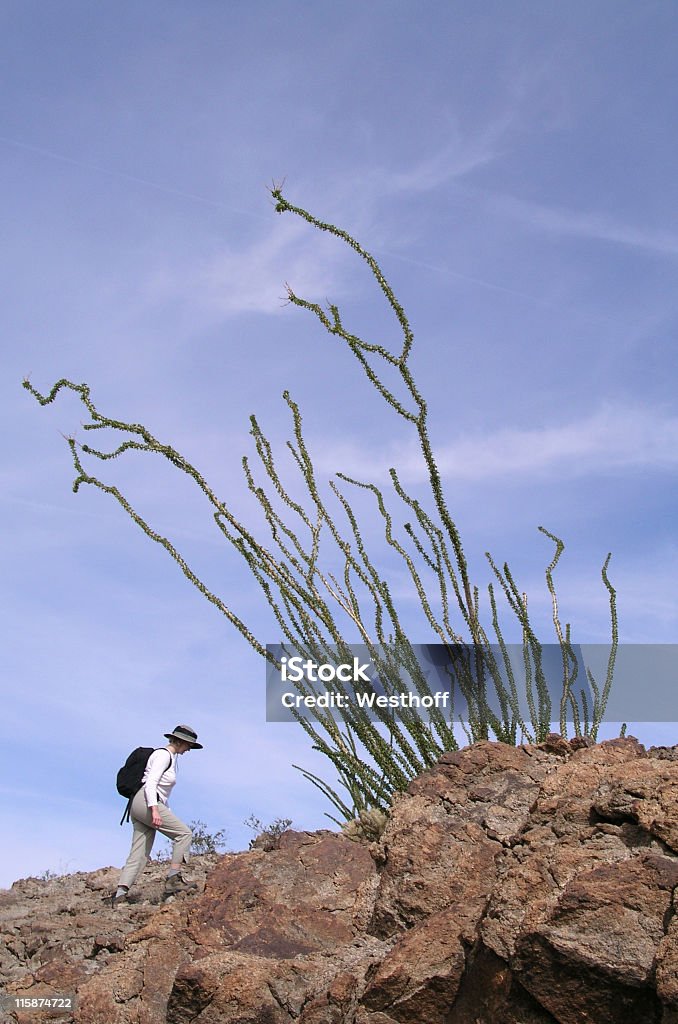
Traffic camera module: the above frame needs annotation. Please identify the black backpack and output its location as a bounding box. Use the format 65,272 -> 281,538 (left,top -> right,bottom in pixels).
117,746 -> 171,825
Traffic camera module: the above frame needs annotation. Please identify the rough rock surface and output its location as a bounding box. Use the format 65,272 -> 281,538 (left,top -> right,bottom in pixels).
3,738 -> 678,1023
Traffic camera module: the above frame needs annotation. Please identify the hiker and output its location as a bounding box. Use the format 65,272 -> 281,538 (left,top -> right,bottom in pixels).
109,724 -> 203,906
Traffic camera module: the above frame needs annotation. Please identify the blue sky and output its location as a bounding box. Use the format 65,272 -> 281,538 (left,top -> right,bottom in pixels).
2,1 -> 677,886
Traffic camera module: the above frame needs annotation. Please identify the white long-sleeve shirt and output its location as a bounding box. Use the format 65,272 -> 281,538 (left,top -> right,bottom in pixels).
142,747 -> 177,808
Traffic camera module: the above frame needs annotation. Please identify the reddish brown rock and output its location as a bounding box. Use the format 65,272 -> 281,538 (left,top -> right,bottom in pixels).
361,907 -> 468,1023
370,741 -> 557,940
481,738 -> 678,1023
189,831 -> 375,957
538,733 -> 571,757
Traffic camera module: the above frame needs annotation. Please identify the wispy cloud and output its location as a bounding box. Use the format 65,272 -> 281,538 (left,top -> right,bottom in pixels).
485,191 -> 678,258
311,403 -> 678,483
377,114 -> 513,194
359,117 -> 678,260
436,403 -> 678,479
147,215 -> 349,319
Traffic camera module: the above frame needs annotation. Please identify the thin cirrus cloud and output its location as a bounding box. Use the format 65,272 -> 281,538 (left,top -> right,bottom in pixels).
146,213 -> 351,320
378,133 -> 678,258
479,190 -> 678,258
311,403 -> 678,483
376,114 -> 515,195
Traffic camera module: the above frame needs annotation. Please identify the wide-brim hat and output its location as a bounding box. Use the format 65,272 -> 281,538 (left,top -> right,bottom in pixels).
164,724 -> 203,749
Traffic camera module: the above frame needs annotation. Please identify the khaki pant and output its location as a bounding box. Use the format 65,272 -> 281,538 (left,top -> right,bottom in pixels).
118,789 -> 192,889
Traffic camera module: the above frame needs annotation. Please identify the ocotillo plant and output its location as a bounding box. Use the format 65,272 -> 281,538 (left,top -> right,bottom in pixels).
24,186 -> 618,822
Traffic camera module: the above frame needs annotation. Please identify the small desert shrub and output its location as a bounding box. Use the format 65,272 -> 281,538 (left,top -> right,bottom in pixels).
152,819 -> 228,861
37,868 -> 59,881
245,814 -> 293,851
189,819 -> 229,855
36,859 -> 74,881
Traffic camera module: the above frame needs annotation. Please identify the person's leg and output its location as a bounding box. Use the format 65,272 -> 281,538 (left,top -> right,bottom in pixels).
155,804 -> 193,866
153,805 -> 197,893
116,791 -> 156,893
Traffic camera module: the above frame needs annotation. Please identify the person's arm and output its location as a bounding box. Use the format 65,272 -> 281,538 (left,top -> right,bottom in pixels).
143,749 -> 172,824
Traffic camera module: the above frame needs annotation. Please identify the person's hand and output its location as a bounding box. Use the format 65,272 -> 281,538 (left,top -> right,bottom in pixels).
151,810 -> 162,828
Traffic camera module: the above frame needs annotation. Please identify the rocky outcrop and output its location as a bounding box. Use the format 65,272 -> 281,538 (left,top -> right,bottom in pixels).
3,737 -> 678,1023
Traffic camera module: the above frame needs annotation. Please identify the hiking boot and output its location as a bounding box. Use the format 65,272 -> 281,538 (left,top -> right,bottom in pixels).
103,890 -> 128,909
164,873 -> 198,896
